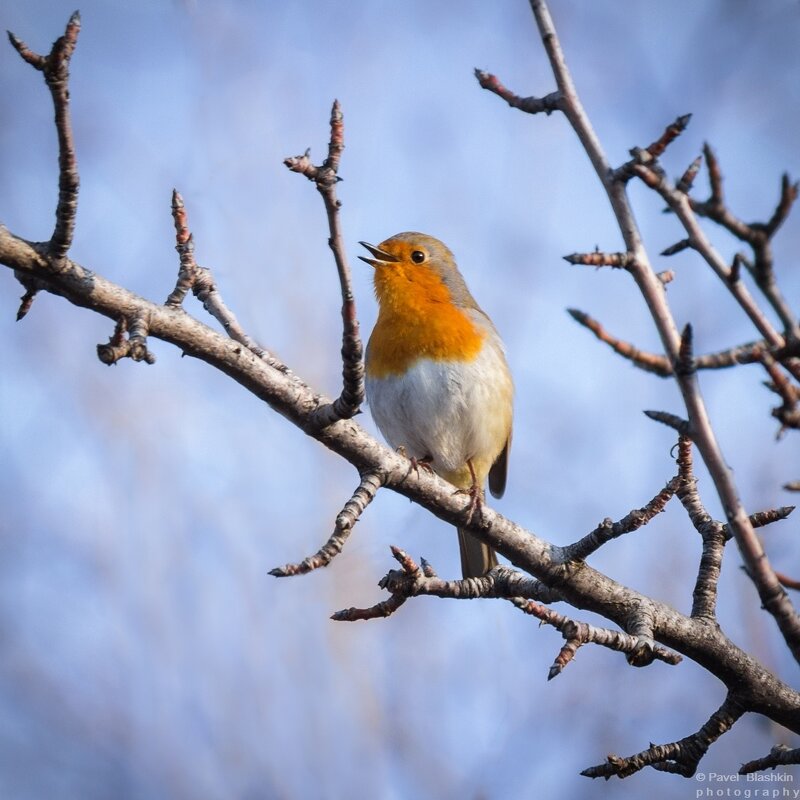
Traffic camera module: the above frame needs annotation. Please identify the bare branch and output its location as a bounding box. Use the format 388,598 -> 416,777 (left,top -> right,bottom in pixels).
568,309 -> 781,377
165,189 -> 198,307
346,551 -> 680,676
563,476 -> 680,562
9,12 -> 81,262
676,155 -> 703,194
331,595 -> 407,622
563,251 -> 634,268
756,348 -> 800,435
474,68 -> 562,114
567,308 -> 671,376
270,470 -> 383,576
735,506 -> 795,536
660,238 -> 691,257
582,695 -> 745,779
632,163 -> 795,359
14,273 -> 47,321
643,409 -> 690,434
331,545 -> 421,621
510,598 -> 680,680
285,101 -> 365,428
683,146 -> 799,335
776,572 -> 800,592
673,436 -> 726,619
611,114 -> 692,183
641,113 -> 692,160
96,315 -> 155,365
740,744 -> 800,775
163,191 -> 303,384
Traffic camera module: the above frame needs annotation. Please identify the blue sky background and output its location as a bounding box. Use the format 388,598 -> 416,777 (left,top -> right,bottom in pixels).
1,1 -> 799,798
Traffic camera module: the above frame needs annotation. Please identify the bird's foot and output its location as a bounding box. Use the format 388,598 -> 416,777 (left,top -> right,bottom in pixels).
397,447 -> 435,481
455,482 -> 483,525
455,459 -> 483,525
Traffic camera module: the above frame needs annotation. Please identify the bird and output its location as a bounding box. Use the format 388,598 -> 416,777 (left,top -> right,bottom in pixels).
359,232 -> 513,578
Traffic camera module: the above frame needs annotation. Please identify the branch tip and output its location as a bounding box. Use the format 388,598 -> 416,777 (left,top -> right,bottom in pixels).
563,251 -> 633,269
677,155 -> 703,194
660,239 -> 691,257
474,67 -> 561,115
644,410 -> 691,434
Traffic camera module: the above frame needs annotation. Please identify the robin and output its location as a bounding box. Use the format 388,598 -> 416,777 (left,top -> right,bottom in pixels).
360,232 -> 514,578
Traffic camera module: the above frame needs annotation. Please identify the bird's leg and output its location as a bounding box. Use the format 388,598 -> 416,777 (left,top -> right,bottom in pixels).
460,458 -> 484,524
397,446 -> 435,477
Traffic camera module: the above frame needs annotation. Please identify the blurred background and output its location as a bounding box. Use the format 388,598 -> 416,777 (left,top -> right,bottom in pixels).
1,1 -> 799,798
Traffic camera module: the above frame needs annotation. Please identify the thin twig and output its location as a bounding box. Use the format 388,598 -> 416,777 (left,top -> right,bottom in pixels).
284,100 -> 365,428
756,348 -> 800,435
568,309 -> 778,376
474,68 -> 562,114
163,191 -> 304,384
510,598 -> 680,680
690,146 -> 799,334
563,251 -> 634,268
270,470 -> 383,576
563,477 -> 680,562
9,12 -> 81,263
582,695 -> 745,779
165,190 -> 198,307
740,744 -> 800,774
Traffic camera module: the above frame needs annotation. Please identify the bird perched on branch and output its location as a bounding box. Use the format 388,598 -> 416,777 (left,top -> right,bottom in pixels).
360,232 -> 514,578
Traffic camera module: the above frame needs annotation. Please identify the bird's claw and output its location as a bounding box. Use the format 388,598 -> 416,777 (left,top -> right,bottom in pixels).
454,482 -> 483,525
398,446 -> 435,477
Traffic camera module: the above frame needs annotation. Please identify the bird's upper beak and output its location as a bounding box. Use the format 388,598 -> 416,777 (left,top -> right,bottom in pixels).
358,241 -> 399,268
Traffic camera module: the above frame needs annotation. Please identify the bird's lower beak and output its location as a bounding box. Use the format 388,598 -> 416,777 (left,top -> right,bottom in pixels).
358,241 -> 399,267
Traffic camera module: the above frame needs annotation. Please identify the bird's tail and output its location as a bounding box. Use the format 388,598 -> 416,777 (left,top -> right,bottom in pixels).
457,528 -> 497,579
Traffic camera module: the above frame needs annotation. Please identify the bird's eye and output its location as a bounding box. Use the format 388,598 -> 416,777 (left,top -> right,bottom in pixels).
411,250 -> 426,264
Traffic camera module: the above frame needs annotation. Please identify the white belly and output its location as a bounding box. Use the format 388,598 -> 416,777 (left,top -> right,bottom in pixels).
366,343 -> 512,477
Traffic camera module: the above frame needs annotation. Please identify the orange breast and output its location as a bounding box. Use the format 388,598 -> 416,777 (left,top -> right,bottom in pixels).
367,263 -> 485,379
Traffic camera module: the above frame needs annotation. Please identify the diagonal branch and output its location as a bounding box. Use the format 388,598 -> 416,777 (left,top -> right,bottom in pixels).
562,476 -> 679,562
270,470 -> 383,576
756,348 -> 800,435
634,162 -> 800,379
4,205 -> 800,738
510,598 -> 680,679
740,744 -> 800,774
568,308 -> 780,377
582,694 -> 745,779
525,0 -> 800,662
164,190 -> 303,384
690,145 -> 799,335
474,68 -> 562,114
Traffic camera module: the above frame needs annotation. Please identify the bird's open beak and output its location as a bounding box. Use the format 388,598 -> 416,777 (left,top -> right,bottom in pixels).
358,241 -> 399,267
